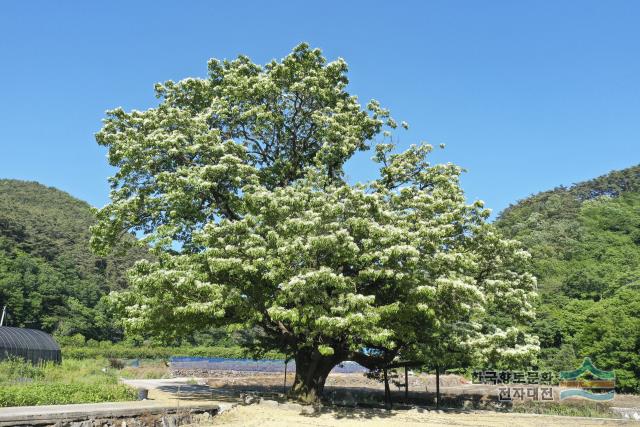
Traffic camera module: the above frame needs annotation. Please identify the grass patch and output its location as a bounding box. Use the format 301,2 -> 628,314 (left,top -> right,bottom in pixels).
0,358 -> 136,407
62,345 -> 283,360
512,401 -> 616,418
117,359 -> 170,379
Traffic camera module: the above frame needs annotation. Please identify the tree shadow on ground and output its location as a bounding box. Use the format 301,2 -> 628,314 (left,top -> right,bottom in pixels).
300,402 -> 478,420
156,383 -> 240,402
155,381 -> 497,416
303,406 -> 396,420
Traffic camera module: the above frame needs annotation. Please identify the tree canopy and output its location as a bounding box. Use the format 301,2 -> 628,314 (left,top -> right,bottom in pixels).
93,44 -> 538,401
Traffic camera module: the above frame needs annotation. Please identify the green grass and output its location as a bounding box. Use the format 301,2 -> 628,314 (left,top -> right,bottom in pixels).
0,358 -> 137,407
62,344 -> 284,360
512,401 -> 616,418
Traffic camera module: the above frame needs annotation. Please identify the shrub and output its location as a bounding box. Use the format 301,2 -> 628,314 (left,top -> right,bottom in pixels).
108,358 -> 125,369
55,333 -> 86,347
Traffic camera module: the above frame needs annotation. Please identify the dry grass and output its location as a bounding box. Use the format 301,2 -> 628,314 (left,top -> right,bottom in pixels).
117,360 -> 170,379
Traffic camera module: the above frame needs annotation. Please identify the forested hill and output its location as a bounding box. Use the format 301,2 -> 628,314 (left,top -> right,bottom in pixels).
0,179 -> 146,340
496,165 -> 640,297
495,165 -> 640,392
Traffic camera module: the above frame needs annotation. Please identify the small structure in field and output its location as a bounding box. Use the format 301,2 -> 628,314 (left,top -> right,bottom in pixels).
0,326 -> 61,364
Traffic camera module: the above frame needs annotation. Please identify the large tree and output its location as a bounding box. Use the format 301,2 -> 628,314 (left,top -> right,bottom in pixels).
93,44 -> 537,402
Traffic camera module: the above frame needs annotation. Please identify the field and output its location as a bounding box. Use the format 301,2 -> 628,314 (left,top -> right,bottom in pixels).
0,358 -> 136,407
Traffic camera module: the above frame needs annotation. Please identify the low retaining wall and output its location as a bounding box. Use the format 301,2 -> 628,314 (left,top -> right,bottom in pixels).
0,402 -> 220,427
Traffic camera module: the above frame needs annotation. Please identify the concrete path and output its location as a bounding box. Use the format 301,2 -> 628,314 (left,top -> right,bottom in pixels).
123,377 -> 218,399
122,377 -> 241,406
121,378 -> 239,402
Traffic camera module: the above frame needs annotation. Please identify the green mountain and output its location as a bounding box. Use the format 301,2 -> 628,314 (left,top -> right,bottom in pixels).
0,179 -> 146,340
496,165 -> 640,392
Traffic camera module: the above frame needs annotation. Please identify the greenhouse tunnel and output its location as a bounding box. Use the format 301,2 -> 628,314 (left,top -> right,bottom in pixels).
0,326 -> 61,364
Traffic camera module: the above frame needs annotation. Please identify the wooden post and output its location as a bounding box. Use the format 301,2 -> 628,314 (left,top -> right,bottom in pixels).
435,364 -> 440,409
283,358 -> 288,396
383,368 -> 392,409
404,365 -> 409,403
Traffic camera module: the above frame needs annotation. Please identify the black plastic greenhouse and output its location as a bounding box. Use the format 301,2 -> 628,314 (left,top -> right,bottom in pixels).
0,326 -> 61,364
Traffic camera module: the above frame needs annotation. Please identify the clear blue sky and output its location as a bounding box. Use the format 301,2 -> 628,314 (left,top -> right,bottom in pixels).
1,1 -> 638,217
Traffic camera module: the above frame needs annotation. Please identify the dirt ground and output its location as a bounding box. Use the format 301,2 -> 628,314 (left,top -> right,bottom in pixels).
205,371 -> 490,398
124,370 -> 640,426
204,371 -> 640,409
207,403 -> 637,426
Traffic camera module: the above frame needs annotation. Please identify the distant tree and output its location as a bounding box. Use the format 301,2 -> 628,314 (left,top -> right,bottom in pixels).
543,343 -> 579,373
93,44 -> 538,402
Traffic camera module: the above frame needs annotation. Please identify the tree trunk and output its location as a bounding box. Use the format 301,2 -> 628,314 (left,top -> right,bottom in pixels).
383,367 -> 392,410
288,349 -> 339,403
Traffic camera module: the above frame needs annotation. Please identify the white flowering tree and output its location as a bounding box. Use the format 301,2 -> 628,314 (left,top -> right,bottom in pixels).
92,44 -> 538,402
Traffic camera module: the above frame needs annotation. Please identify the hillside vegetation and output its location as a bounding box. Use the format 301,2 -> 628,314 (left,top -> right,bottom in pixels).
0,179 -> 146,340
2,165 -> 639,393
496,165 -> 640,392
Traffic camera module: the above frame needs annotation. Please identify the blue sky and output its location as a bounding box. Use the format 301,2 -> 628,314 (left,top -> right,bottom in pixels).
1,1 -> 638,217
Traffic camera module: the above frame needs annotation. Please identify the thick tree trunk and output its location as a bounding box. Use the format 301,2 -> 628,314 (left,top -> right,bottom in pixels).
288,349 -> 339,403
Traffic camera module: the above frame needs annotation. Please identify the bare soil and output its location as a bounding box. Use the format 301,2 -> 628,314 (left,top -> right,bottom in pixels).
205,371 -> 640,409
125,370 -> 640,426
206,403 -> 637,426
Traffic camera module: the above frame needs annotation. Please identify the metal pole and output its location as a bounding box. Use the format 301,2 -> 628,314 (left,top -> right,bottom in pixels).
0,306 -> 6,326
